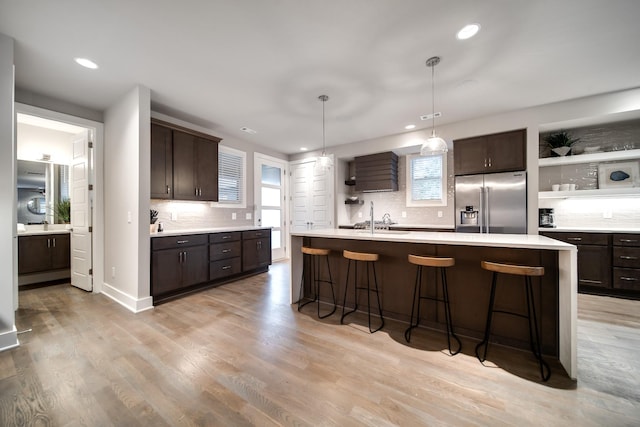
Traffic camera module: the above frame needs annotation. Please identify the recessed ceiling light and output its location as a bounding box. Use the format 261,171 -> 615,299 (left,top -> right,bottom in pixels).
74,57 -> 98,69
300,147 -> 308,151
240,126 -> 257,134
405,124 -> 416,130
457,23 -> 480,40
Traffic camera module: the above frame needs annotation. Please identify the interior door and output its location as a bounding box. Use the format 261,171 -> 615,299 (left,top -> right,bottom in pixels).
70,129 -> 93,291
290,159 -> 334,232
255,154 -> 287,261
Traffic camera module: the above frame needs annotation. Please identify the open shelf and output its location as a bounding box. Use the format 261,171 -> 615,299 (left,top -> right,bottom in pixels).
538,149 -> 640,167
539,187 -> 640,198
345,199 -> 364,205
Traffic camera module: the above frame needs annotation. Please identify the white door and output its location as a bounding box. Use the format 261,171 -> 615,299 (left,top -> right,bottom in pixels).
254,154 -> 287,261
70,130 -> 93,291
290,159 -> 334,231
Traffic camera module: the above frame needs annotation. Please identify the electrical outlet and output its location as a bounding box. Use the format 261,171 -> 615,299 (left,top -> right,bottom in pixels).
603,209 -> 613,219
127,211 -> 132,223
358,212 -> 362,218
246,213 -> 252,220
171,212 -> 178,220
401,211 -> 407,218
111,267 -> 116,279
438,210 -> 443,218
232,212 -> 237,220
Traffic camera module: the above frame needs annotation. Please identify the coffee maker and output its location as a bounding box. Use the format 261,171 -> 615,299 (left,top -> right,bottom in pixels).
539,208 -> 555,228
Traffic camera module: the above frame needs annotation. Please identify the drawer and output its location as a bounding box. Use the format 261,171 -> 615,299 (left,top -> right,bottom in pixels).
548,232 -> 610,246
613,267 -> 640,291
242,229 -> 270,240
209,231 -> 241,244
613,247 -> 640,268
210,258 -> 242,280
151,234 -> 208,250
613,233 -> 640,247
210,241 -> 241,261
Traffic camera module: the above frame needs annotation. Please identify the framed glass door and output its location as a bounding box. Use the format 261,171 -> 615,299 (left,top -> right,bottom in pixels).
254,153 -> 287,260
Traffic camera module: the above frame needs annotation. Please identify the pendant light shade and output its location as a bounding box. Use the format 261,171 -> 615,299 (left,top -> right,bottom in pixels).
420,56 -> 448,155
315,94 -> 333,171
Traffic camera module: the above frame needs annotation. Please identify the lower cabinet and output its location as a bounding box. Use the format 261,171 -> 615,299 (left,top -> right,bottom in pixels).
18,234 -> 70,275
543,231 -> 639,298
151,228 -> 272,303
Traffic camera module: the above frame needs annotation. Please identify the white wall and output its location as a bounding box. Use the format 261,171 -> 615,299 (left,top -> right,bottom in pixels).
0,33 -> 18,351
16,123 -> 74,164
102,86 -> 152,311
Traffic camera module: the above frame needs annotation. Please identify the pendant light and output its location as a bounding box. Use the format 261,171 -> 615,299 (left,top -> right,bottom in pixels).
315,94 -> 333,171
420,56 -> 448,155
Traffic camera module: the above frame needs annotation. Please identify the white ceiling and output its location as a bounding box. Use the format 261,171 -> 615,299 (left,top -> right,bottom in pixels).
2,0 -> 640,155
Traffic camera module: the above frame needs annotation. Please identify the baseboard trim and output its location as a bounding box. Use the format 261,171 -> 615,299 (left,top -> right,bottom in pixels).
0,326 -> 19,352
101,283 -> 154,314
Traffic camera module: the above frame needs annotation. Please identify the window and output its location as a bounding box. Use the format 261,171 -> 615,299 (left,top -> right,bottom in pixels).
406,153 -> 447,207
216,145 -> 246,208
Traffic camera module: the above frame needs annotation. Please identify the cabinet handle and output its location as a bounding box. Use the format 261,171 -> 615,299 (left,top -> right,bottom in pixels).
52,238 -> 56,248
620,239 -> 638,243
183,251 -> 187,262
566,237 -> 582,241
619,277 -> 638,282
177,240 -> 189,244
179,252 -> 183,263
257,241 -> 262,250
255,232 -> 263,237
198,188 -> 202,196
166,185 -> 171,194
222,265 -> 232,270
620,255 -> 638,260
222,235 -> 231,240
484,158 -> 487,168
222,249 -> 231,253
47,238 -> 51,248
580,279 -> 602,284
488,157 -> 492,167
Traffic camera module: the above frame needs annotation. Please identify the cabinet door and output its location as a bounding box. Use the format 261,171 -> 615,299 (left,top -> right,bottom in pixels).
182,245 -> 209,287
150,124 -> 173,199
172,130 -> 197,200
18,235 -> 51,274
50,234 -> 70,270
578,245 -> 611,288
195,137 -> 218,201
151,248 -> 184,295
453,136 -> 487,175
243,236 -> 272,271
486,130 -> 526,173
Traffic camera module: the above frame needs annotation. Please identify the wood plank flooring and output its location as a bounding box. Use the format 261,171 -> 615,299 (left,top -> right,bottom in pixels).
2,261 -> 639,426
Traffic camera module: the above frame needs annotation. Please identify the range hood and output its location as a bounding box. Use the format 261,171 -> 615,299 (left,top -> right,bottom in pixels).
354,151 -> 398,192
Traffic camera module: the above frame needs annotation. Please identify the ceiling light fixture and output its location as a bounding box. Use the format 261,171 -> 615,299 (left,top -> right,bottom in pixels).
405,124 -> 416,130
420,56 -> 448,155
74,57 -> 98,69
315,94 -> 333,171
457,23 -> 480,40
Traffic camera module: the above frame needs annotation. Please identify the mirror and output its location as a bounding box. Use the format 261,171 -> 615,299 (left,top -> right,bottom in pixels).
17,160 -> 70,224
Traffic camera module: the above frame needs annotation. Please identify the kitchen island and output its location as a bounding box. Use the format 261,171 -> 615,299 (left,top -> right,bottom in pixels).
290,229 -> 577,379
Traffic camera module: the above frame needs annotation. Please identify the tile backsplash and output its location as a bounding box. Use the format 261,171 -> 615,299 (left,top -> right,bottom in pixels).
150,200 -> 254,231
539,197 -> 640,229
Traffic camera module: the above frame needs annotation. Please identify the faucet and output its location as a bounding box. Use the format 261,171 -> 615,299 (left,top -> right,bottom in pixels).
370,201 -> 374,235
382,213 -> 391,225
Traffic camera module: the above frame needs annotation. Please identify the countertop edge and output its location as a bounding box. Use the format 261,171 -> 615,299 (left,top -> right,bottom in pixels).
150,226 -> 271,238
540,227 -> 640,233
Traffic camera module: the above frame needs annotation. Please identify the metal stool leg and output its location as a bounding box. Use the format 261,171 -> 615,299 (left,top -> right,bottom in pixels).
475,271 -> 498,363
341,259 -> 357,323
317,254 -> 336,319
404,265 -> 423,342
368,261 -> 384,333
298,253 -> 316,311
441,267 -> 462,355
525,276 -> 551,381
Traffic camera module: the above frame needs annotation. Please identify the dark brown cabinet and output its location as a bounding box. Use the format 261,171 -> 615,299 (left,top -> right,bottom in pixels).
150,123 -> 173,199
354,151 -> 398,192
151,234 -> 208,297
613,234 -> 640,291
209,232 -> 242,280
454,129 -> 526,176
151,119 -> 221,202
151,229 -> 272,303
242,229 -> 272,271
18,233 -> 70,275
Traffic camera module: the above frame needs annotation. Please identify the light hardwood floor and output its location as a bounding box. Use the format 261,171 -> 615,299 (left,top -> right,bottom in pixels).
1,261 -> 639,426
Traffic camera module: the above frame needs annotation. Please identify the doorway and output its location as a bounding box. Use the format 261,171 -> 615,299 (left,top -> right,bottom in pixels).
14,103 -> 104,299
254,153 -> 287,261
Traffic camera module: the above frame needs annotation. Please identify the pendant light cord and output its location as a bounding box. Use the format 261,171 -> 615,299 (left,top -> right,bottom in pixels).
322,98 -> 326,155
431,62 -> 436,137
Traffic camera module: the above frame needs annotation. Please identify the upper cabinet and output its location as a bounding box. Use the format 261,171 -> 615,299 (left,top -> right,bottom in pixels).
151,119 -> 221,202
454,129 -> 526,176
354,151 -> 399,192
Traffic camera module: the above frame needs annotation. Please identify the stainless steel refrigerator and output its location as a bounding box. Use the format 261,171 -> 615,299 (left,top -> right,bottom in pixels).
455,171 -> 527,234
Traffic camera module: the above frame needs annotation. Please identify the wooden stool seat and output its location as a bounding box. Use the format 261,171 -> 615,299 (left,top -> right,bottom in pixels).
341,250 -> 384,333
481,261 -> 544,277
302,247 -> 331,256
298,246 -> 336,319
408,255 -> 455,268
343,250 -> 379,262
476,260 -> 550,381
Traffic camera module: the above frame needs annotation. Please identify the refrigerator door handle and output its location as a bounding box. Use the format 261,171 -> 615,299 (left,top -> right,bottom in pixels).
485,186 -> 490,233
479,187 -> 484,233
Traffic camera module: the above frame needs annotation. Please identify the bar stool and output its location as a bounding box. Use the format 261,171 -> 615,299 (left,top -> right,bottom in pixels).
404,255 -> 461,355
297,246 -> 336,319
340,250 -> 384,333
475,261 -> 551,381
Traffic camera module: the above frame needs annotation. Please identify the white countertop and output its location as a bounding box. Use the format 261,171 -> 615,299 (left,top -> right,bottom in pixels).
150,226 -> 271,238
292,229 -> 575,251
541,227 -> 640,233
17,229 -> 71,236
339,223 -> 455,230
